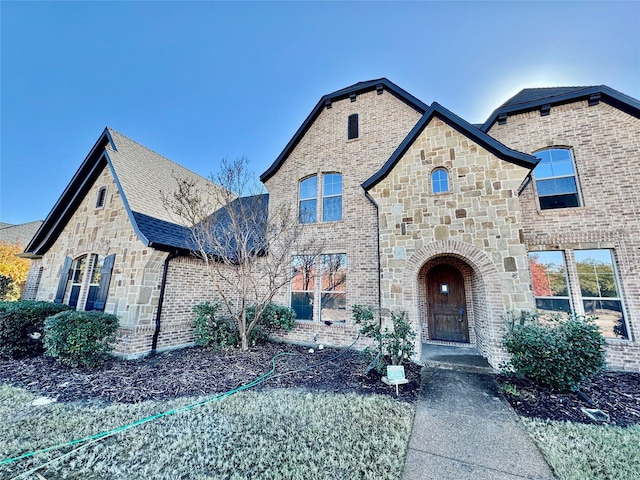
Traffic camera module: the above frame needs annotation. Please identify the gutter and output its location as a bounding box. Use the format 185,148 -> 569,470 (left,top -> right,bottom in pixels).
151,250 -> 179,355
363,190 -> 383,319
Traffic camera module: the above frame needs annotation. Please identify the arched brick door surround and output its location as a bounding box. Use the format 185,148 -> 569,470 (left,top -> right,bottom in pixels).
402,241 -> 504,362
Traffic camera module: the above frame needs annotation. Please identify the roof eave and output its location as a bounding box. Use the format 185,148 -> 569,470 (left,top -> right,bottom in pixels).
24,129 -> 113,255
481,85 -> 640,132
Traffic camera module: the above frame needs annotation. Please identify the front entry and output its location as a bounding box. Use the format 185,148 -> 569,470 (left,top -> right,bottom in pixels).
427,264 -> 469,342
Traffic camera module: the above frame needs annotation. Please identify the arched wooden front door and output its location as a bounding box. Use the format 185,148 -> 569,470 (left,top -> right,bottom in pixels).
427,264 -> 469,342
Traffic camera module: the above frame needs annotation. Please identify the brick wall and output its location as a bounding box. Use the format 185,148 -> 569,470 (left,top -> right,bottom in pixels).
264,88 -> 423,347
488,100 -> 640,370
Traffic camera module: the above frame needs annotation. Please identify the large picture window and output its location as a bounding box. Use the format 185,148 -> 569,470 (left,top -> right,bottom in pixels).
320,254 -> 347,322
528,249 -> 628,339
533,148 -> 581,210
575,249 -> 626,339
528,251 -> 571,314
291,254 -> 347,323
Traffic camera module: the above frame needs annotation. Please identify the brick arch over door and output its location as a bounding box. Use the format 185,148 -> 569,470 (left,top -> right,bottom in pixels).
402,240 -> 505,366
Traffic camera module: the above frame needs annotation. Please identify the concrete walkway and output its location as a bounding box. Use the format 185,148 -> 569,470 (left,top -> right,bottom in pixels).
402,345 -> 555,480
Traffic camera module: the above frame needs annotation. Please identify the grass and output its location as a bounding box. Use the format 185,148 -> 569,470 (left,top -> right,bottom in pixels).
522,418 -> 640,480
0,384 -> 415,480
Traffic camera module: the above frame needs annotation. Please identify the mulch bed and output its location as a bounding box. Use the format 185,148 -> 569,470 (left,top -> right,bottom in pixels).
497,372 -> 640,427
0,342 -> 422,404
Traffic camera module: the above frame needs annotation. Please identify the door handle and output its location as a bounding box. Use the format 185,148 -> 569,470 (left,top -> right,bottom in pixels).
459,307 -> 465,322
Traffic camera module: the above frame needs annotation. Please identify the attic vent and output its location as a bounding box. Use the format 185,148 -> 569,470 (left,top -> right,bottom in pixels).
376,84 -> 384,95
349,93 -> 357,102
324,99 -> 332,109
96,186 -> 107,209
348,114 -> 359,140
540,104 -> 551,116
498,113 -> 508,125
589,93 -> 601,106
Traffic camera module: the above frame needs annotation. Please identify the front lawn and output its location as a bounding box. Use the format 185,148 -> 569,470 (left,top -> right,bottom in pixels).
0,384 -> 415,479
523,418 -> 640,480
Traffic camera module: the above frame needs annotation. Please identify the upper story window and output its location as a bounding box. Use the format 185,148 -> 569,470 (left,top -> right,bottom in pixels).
96,186 -> 107,208
348,114 -> 359,140
533,148 -> 581,210
431,168 -> 449,194
298,173 -> 342,224
322,173 -> 342,222
299,176 -> 318,223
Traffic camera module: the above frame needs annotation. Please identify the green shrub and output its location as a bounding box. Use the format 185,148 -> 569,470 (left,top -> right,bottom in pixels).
0,275 -> 16,301
502,311 -> 606,392
0,301 -> 71,358
44,310 -> 119,367
193,301 -> 296,350
352,305 -> 416,374
192,301 -> 238,349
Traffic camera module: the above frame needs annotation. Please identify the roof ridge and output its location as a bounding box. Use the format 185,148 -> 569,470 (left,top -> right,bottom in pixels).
106,127 -> 216,186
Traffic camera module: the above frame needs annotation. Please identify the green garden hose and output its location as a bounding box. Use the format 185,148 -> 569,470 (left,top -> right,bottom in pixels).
3,335 -> 360,478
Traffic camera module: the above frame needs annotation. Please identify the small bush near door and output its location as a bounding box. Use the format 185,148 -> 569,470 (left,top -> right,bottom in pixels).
44,311 -> 119,367
353,305 -> 416,374
0,301 -> 71,359
502,312 -> 606,392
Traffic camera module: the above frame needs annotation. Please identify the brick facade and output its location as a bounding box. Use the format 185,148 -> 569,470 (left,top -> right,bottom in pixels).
23,82 -> 640,371
265,88 -> 423,348
488,100 -> 640,370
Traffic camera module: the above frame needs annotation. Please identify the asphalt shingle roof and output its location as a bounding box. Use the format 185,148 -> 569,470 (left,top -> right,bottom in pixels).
500,86 -> 592,108
0,221 -> 43,246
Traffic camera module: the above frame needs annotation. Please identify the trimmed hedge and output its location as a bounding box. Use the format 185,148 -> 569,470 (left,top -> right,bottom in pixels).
503,312 -> 606,392
0,301 -> 71,358
44,310 -> 119,368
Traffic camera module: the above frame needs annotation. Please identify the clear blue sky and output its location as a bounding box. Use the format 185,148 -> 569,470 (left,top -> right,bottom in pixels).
1,1 -> 639,225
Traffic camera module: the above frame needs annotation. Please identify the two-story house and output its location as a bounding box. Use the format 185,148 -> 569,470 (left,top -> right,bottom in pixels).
22,79 -> 640,371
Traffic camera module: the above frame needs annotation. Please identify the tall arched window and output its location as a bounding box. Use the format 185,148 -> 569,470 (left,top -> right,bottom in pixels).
431,168 -> 449,193
533,148 -> 581,209
299,176 -> 317,223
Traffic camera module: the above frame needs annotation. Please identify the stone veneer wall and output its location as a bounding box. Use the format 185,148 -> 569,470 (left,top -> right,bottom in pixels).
30,163 -> 170,356
265,88 -> 423,348
488,100 -> 640,371
369,116 -> 535,367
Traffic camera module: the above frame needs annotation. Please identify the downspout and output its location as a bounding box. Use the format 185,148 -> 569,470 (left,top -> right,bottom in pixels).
151,250 -> 179,355
364,190 -> 383,319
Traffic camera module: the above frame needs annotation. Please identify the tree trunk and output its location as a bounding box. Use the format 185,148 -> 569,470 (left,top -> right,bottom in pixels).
241,331 -> 249,351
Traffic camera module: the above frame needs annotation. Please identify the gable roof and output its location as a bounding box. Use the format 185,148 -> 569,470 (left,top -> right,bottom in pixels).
0,220 -> 43,246
260,78 -> 430,183
362,102 -> 538,191
24,127 -> 226,256
481,85 -> 640,131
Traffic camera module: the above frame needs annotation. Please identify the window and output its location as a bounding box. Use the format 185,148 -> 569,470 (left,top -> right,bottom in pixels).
431,168 -> 449,194
348,114 -> 359,139
67,255 -> 88,309
322,173 -> 342,222
291,253 -> 347,323
54,253 -> 115,312
528,251 -> 571,314
528,249 -> 628,339
96,186 -> 107,208
575,250 -> 626,339
299,176 -> 317,223
533,148 -> 580,209
320,254 -> 347,323
291,255 -> 316,320
298,173 -> 342,224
